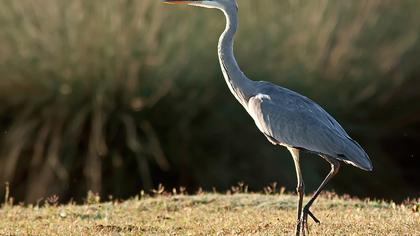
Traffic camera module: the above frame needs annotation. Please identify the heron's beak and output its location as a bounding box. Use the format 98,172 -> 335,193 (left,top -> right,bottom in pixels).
162,0 -> 200,4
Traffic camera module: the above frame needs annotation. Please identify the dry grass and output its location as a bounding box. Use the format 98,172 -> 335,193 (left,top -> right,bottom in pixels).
0,192 -> 419,235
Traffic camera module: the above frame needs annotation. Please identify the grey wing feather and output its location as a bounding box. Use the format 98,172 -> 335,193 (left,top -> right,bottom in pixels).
247,82 -> 373,171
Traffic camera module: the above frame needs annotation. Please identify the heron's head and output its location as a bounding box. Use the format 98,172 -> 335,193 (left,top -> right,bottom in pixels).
163,0 -> 238,12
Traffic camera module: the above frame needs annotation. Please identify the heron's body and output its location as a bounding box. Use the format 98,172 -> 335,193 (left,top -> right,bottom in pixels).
247,82 -> 372,170
163,0 -> 372,235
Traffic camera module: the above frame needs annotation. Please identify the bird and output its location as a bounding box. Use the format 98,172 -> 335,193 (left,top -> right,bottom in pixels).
162,0 -> 373,235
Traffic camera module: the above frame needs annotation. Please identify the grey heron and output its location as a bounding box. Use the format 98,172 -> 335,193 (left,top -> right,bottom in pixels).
163,0 -> 373,235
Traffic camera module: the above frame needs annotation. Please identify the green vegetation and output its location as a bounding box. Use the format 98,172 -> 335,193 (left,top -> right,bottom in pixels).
1,192 -> 419,235
0,0 -> 419,203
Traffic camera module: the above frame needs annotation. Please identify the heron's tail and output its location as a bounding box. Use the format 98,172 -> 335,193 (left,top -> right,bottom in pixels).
340,137 -> 373,171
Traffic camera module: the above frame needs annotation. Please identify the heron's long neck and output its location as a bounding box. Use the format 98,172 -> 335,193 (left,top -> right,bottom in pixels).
218,9 -> 254,107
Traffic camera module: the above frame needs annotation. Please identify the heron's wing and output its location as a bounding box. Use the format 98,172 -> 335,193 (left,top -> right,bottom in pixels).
247,83 -> 372,171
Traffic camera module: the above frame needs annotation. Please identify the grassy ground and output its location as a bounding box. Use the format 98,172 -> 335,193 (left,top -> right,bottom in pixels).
0,192 -> 418,235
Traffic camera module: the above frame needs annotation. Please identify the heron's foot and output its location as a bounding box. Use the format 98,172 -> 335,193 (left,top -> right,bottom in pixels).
305,208 -> 320,224
295,219 -> 302,236
299,212 -> 310,236
299,207 -> 321,235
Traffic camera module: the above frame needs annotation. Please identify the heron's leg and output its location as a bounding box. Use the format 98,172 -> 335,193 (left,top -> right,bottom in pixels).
300,155 -> 340,235
288,147 -> 305,236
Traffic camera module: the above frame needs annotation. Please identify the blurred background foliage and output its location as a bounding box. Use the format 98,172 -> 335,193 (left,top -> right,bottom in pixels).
0,0 -> 419,203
